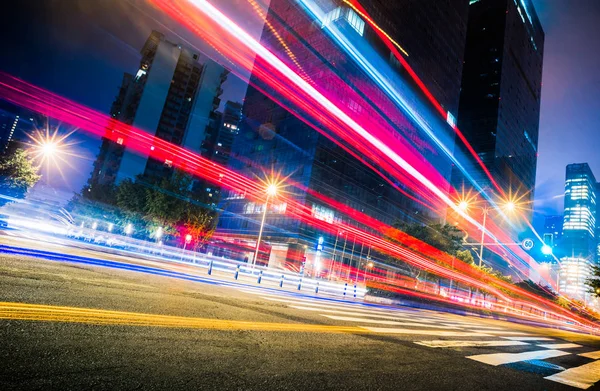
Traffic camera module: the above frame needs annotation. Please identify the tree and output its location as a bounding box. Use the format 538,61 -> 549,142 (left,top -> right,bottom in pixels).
393,222 -> 464,255
587,265 -> 600,297
0,146 -> 40,208
184,204 -> 217,251
455,249 -> 475,265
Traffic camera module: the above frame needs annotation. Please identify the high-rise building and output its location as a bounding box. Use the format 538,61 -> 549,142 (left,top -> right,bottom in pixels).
217,0 -> 468,270
201,101 -> 242,167
88,31 -> 229,190
559,163 -> 597,301
543,214 -> 563,256
0,101 -> 39,150
454,0 -> 544,209
358,0 -> 469,116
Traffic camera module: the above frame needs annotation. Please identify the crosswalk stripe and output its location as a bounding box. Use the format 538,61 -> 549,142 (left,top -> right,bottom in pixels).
362,327 -> 492,337
321,315 -> 458,328
467,330 -> 532,336
290,305 -> 447,324
467,349 -> 570,366
415,340 -> 530,348
544,359 -> 600,389
579,351 -> 600,359
501,336 -> 554,341
261,297 -> 438,320
537,343 -> 583,349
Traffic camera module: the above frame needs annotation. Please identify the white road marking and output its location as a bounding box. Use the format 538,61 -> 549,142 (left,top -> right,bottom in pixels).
502,336 -> 554,341
415,340 -> 530,348
467,349 -> 570,366
261,297 -> 438,321
537,343 -> 582,349
363,327 -> 491,337
544,359 -> 600,389
289,305 -> 442,324
321,315 -> 458,328
468,330 -> 533,336
580,351 -> 600,359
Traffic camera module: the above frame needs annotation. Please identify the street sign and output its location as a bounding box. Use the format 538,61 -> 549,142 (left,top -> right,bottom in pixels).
521,238 -> 534,251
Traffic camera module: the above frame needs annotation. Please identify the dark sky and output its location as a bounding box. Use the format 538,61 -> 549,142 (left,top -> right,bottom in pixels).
532,0 -> 600,217
2,0 -> 600,216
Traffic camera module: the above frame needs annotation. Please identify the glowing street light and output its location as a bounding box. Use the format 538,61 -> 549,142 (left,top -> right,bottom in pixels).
456,194 -> 525,268
541,244 -> 553,255
124,223 -> 133,235
155,227 -> 163,240
252,181 -> 279,267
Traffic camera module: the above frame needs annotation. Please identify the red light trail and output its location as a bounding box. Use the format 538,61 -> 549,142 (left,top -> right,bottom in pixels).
0,72 -> 594,329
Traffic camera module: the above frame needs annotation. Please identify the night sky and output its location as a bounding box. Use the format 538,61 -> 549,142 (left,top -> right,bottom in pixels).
2,0 -> 600,220
532,0 -> 600,218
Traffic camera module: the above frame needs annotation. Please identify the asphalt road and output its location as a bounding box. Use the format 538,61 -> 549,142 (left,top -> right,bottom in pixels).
1,253 -> 600,391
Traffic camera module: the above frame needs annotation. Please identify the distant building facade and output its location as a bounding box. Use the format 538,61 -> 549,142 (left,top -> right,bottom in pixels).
454,0 -> 544,211
0,101 -> 39,150
88,30 -> 229,192
217,0 -> 468,271
559,163 -> 597,301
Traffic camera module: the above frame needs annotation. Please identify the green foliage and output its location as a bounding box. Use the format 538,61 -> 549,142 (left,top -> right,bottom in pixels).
73,170 -> 217,245
514,279 -> 556,300
393,222 -> 464,255
586,265 -> 600,297
455,249 -> 475,265
0,146 -> 40,207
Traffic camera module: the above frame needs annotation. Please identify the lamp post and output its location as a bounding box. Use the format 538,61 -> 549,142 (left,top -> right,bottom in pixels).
458,199 -> 517,268
252,183 -> 278,267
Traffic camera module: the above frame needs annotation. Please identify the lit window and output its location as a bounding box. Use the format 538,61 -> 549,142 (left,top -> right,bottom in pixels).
135,69 -> 147,81
345,9 -> 365,36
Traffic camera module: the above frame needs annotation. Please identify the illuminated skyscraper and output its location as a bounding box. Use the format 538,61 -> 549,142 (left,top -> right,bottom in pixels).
454,0 -> 544,210
559,163 -> 597,301
218,0 -> 467,270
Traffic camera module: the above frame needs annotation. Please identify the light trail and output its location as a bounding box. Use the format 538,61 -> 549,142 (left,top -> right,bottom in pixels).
152,0 -> 489,231
150,0 -> 549,281
345,0 -> 506,197
0,73 -> 594,327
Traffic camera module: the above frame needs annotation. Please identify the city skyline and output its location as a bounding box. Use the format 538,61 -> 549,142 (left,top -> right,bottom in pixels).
3,1 -> 600,388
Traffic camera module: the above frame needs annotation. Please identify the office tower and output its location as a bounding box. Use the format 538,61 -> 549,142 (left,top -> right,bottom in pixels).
559,163 -> 597,301
543,215 -> 563,257
454,0 -> 544,209
217,0 -> 468,270
87,30 -> 228,191
0,101 -> 39,150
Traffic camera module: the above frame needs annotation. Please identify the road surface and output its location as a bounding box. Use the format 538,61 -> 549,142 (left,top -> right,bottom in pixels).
1,253 -> 600,390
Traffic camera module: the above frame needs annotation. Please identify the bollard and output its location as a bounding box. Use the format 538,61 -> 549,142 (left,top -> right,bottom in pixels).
279,274 -> 285,288
208,259 -> 213,275
343,282 -> 348,297
297,276 -> 303,291
234,265 -> 240,280
315,281 -> 319,294
353,284 -> 357,298
257,270 -> 263,284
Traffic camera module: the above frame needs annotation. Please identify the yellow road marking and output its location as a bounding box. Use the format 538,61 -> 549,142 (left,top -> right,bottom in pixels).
0,302 -> 371,333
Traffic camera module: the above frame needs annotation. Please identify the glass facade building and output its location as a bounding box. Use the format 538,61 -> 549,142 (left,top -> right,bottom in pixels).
559,163 -> 597,301
217,0 -> 468,271
453,0 -> 544,210
88,31 -> 229,191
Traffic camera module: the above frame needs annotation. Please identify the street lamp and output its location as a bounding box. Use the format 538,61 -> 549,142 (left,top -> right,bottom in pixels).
457,198 -> 520,268
252,182 -> 279,267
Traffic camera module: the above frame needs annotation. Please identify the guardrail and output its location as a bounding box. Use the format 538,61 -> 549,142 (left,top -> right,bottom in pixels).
176,250 -> 367,298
